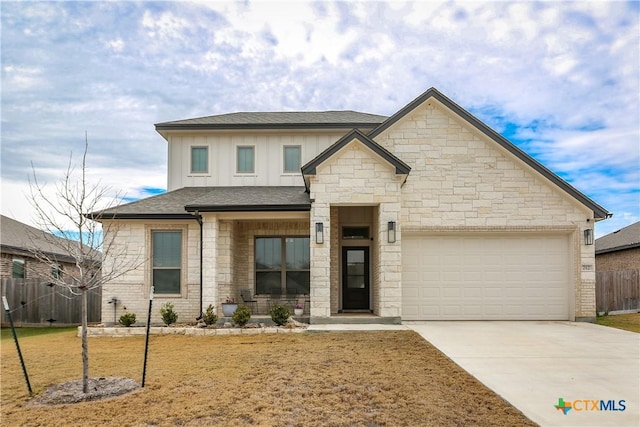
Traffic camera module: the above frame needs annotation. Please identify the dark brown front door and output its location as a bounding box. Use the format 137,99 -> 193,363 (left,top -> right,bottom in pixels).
342,247 -> 370,310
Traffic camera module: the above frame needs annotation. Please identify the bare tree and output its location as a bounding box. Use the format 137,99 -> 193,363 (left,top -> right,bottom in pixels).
28,136 -> 141,393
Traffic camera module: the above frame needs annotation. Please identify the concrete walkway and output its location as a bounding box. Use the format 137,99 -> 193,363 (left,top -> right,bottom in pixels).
406,321 -> 640,427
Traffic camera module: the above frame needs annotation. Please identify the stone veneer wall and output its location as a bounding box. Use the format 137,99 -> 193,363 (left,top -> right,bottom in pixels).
372,99 -> 597,320
100,220 -> 201,325
309,140 -> 403,319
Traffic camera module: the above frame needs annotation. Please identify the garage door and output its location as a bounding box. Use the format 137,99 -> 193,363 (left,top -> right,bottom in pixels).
402,234 -> 571,320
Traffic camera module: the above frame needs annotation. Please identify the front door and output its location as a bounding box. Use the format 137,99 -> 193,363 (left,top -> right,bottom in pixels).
342,247 -> 370,311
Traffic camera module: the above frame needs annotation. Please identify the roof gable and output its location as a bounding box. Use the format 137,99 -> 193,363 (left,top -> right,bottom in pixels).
301,129 -> 411,176
368,87 -> 610,220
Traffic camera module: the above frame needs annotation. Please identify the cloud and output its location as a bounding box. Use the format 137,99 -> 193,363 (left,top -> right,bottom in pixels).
0,0 -> 638,236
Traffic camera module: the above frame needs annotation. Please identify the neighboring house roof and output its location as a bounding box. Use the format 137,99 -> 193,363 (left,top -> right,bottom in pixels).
0,215 -> 99,264
301,129 -> 412,176
367,87 -> 611,220
155,111 -> 388,134
93,187 -> 311,219
595,221 -> 640,255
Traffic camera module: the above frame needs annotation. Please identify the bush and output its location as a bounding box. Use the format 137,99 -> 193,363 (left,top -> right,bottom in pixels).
160,302 -> 178,326
270,304 -> 290,326
202,304 -> 218,326
118,312 -> 136,327
232,304 -> 251,327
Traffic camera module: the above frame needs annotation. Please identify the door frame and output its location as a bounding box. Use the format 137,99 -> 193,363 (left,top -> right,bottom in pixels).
340,246 -> 371,312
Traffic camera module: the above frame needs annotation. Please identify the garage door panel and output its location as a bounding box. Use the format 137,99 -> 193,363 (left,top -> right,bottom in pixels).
402,234 -> 571,320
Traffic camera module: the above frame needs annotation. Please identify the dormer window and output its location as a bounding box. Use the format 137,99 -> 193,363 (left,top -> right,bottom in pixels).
190,146 -> 208,174
283,145 -> 301,173
237,146 -> 255,173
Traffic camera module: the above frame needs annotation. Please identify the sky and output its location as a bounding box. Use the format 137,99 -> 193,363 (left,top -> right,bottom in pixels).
1,0 -> 638,238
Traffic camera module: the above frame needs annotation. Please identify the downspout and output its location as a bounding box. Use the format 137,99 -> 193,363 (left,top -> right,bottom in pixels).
191,210 -> 204,319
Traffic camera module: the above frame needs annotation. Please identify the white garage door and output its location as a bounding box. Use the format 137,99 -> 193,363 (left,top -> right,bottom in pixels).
402,234 -> 571,320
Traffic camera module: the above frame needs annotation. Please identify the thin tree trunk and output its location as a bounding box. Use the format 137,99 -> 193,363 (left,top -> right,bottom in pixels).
81,289 -> 89,393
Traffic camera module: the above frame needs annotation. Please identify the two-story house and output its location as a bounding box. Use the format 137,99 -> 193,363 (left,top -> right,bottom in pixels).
96,87 -> 609,325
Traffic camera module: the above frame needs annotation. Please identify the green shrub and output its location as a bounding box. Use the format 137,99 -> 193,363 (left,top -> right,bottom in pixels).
270,304 -> 290,326
202,304 -> 218,326
160,302 -> 178,326
118,312 -> 137,327
232,304 -> 251,327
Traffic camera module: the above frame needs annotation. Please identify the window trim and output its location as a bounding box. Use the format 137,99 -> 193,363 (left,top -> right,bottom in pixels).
254,236 -> 310,295
12,258 -> 25,279
51,264 -> 63,280
283,145 -> 302,174
236,145 -> 255,174
146,225 -> 188,298
189,145 -> 209,175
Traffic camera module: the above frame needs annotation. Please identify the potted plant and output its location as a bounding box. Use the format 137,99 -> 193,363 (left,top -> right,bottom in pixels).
294,303 -> 303,317
221,297 -> 238,317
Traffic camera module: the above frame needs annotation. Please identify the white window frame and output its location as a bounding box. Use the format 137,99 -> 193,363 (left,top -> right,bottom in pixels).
189,145 -> 209,175
283,145 -> 302,174
236,145 -> 255,174
146,225 -> 188,298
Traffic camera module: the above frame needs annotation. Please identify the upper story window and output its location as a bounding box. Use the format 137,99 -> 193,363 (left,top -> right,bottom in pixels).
12,259 -> 25,279
237,146 -> 255,173
152,230 -> 182,294
283,145 -> 301,173
190,146 -> 208,174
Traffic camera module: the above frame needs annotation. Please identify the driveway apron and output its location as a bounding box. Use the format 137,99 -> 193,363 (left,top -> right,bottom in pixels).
406,321 -> 639,427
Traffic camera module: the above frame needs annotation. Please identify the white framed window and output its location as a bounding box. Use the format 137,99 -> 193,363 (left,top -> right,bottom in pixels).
151,230 -> 183,294
236,146 -> 255,174
283,145 -> 301,173
190,146 -> 208,174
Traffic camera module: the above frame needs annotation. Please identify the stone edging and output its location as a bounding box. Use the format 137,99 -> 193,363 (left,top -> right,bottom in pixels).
80,326 -> 307,337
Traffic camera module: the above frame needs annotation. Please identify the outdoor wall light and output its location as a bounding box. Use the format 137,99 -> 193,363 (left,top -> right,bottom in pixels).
315,222 -> 324,244
584,229 -> 594,246
387,221 -> 396,243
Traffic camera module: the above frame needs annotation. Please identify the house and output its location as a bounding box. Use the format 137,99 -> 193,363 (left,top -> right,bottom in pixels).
594,221 -> 640,313
95,87 -> 609,325
1,214 -> 102,324
1,214 -> 82,280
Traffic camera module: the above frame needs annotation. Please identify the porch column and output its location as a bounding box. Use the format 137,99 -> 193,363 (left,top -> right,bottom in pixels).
310,202 -> 331,318
377,203 -> 402,318
201,215 -> 218,312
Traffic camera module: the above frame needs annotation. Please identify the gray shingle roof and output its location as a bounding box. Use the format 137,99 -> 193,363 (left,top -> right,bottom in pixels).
1,215 -> 99,262
595,221 -> 640,254
94,187 -> 310,219
155,111 -> 388,130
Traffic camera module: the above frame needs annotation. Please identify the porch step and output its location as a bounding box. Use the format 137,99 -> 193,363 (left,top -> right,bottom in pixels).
310,315 -> 401,325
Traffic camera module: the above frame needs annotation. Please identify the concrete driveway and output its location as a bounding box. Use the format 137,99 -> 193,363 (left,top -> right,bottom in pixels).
406,321 -> 639,427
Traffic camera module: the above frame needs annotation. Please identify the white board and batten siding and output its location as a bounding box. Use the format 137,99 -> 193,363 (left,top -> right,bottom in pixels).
401,233 -> 572,320
167,132 -> 346,191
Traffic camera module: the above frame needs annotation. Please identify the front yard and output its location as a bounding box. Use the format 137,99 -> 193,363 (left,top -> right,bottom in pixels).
596,312 -> 640,333
1,329 -> 536,426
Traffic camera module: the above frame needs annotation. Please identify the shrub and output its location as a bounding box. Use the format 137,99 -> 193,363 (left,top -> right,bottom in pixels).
270,303 -> 290,326
232,304 -> 251,327
202,304 -> 218,326
119,312 -> 136,327
160,302 -> 178,326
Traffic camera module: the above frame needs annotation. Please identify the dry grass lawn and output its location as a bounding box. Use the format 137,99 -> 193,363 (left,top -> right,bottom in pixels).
596,312 -> 640,333
1,329 -> 537,426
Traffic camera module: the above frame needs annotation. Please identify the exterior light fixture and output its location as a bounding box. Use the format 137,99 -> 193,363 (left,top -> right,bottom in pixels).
387,221 -> 396,243
315,222 -> 324,244
584,229 -> 594,246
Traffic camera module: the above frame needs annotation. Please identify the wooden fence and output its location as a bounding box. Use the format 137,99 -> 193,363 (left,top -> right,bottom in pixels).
596,269 -> 640,314
1,278 -> 101,326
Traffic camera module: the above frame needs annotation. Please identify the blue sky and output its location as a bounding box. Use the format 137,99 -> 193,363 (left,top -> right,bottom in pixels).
1,1 -> 638,238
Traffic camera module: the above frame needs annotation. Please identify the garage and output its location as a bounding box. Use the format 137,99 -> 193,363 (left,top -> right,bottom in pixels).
402,234 -> 572,320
